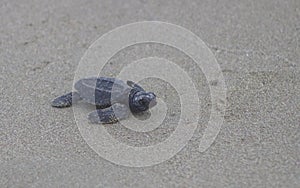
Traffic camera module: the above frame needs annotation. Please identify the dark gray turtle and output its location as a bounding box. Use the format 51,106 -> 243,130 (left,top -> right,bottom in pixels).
51,77 -> 157,124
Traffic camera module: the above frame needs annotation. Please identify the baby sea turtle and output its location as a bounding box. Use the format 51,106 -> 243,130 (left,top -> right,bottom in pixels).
51,77 -> 157,124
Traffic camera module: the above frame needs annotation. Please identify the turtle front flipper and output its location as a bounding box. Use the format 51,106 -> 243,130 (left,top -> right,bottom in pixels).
88,103 -> 130,124
51,92 -> 82,108
127,80 -> 145,91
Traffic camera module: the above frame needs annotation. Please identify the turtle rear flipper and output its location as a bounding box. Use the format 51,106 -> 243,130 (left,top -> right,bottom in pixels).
51,92 -> 82,108
88,104 -> 129,124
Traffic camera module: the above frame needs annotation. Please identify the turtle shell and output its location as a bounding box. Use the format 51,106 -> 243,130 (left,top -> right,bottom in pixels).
74,77 -> 132,107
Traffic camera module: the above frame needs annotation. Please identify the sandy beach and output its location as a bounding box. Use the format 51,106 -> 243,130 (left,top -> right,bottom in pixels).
0,0 -> 299,187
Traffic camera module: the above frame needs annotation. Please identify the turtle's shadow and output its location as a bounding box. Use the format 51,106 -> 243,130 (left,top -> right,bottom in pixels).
132,111 -> 151,121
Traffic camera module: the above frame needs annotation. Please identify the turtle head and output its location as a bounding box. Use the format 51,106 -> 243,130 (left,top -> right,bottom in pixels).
129,90 -> 157,113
